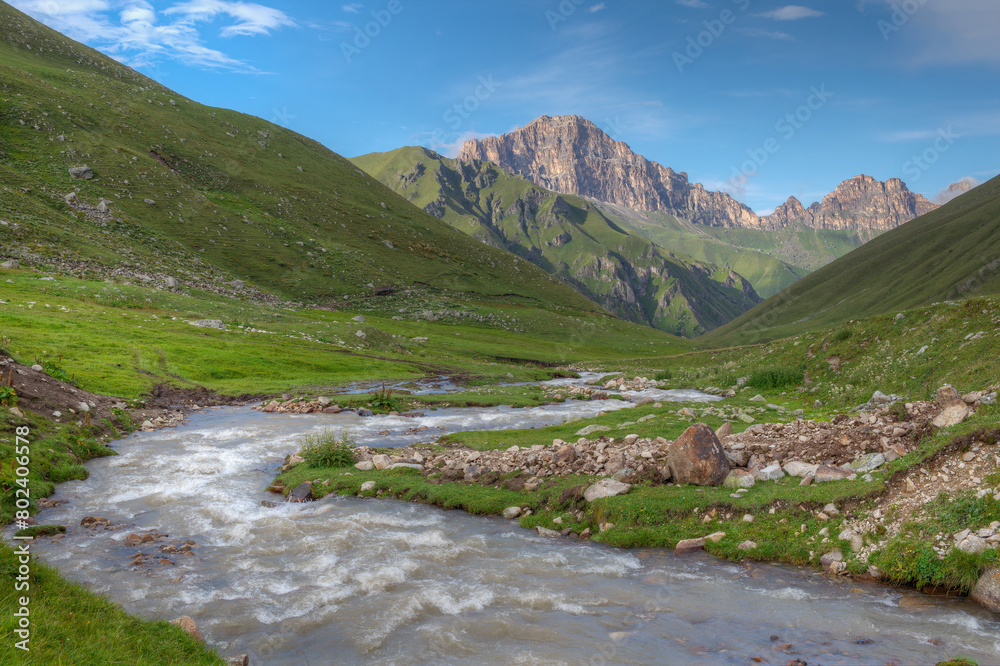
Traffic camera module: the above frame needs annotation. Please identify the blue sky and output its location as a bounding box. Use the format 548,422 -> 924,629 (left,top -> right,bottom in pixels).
11,0 -> 1000,213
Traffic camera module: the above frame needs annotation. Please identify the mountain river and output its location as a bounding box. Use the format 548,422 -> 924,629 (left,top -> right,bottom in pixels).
14,376 -> 1000,664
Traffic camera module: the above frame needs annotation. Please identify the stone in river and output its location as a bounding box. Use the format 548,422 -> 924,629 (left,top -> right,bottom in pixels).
970,568 -> 1000,614
287,482 -> 313,503
674,537 -> 706,555
170,616 -> 203,643
535,526 -> 562,538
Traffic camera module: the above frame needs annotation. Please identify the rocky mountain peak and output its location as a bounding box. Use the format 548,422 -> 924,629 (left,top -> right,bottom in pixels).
459,115 -> 938,232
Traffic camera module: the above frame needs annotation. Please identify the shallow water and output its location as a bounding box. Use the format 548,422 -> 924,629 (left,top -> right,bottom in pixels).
18,396 -> 1000,665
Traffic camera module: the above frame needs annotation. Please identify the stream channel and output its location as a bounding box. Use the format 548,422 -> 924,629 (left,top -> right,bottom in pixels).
16,375 -> 1000,664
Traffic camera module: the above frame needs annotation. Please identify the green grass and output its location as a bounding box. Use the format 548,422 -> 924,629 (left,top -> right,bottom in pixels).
746,366 -> 803,390
0,545 -> 224,665
704,175 -> 1000,346
300,429 -> 356,468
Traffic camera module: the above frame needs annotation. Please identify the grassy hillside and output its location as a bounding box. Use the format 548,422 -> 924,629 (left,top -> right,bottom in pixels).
704,175 -> 1000,346
597,202 -> 872,298
0,1 -> 605,317
353,146 -> 761,336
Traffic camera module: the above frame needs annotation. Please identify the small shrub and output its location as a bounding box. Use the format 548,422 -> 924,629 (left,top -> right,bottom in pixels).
654,370 -> 673,381
0,385 -> 17,406
746,366 -> 803,390
833,328 -> 854,342
369,382 -> 399,412
301,429 -> 356,468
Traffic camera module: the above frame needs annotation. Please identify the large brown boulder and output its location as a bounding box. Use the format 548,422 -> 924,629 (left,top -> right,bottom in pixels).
666,423 -> 730,486
970,568 -> 1000,614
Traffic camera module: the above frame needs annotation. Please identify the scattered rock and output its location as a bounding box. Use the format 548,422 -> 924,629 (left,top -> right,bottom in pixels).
756,464 -> 785,481
502,506 -> 522,519
724,469 -> 755,489
80,516 -> 111,527
783,461 -> 819,478
932,403 -> 970,428
820,549 -> 844,573
957,534 -> 988,555
936,385 -> 963,407
170,616 -> 203,643
287,482 -> 313,503
850,452 -> 885,473
674,537 -> 706,555
536,526 -> 562,538
354,460 -> 374,471
68,165 -> 93,179
738,540 -> 758,551
715,422 -> 733,440
576,424 -> 611,436
584,479 -> 631,502
814,466 -> 854,483
190,319 -> 226,330
360,481 -> 376,492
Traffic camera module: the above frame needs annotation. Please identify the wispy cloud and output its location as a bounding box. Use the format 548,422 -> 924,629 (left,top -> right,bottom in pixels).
9,0 -> 295,71
341,3 -> 361,13
879,0 -> 1000,67
933,176 -> 981,204
739,27 -> 795,40
588,3 -> 606,12
757,6 -> 824,20
675,0 -> 709,7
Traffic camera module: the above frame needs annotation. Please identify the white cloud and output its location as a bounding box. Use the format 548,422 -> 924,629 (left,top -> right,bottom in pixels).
933,177 -> 981,204
587,3 -> 606,12
675,0 -> 709,7
880,0 -> 1000,67
9,0 -> 295,72
739,28 -> 795,40
757,6 -> 824,20
164,0 -> 296,38
341,3 -> 362,14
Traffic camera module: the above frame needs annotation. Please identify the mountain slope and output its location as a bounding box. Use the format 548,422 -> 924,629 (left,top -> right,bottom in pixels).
352,146 -> 762,336
703,175 -> 1000,346
0,2 -> 601,315
458,115 -> 938,232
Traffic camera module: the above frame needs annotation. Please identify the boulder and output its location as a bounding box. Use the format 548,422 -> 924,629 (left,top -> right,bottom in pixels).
68,165 -> 94,179
756,464 -> 785,481
838,528 -> 863,552
576,424 -> 611,436
674,537 -> 706,555
715,422 -> 733,440
360,481 -> 376,492
584,479 -> 631,502
814,466 -> 854,483
970,568 -> 1000,614
354,460 -> 374,471
553,445 -> 577,464
371,454 -> 391,470
723,469 -> 755,489
351,315 -> 366,322
287,482 -> 313,503
190,319 -> 226,330
724,449 -> 748,467
666,423 -> 730,486
535,526 -> 562,538
957,535 -> 987,555
783,461 -> 819,478
932,403 -> 971,428
387,462 -> 423,471
936,385 -> 962,407
170,616 -> 203,643
820,549 -> 844,573
502,506 -> 522,519
850,453 -> 885,473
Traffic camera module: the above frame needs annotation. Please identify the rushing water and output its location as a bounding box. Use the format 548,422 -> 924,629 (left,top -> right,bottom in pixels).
15,382 -> 1000,665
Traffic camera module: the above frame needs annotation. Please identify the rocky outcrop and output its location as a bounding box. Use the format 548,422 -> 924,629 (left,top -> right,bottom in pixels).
459,115 -> 763,228
459,116 -> 937,232
766,175 -> 938,231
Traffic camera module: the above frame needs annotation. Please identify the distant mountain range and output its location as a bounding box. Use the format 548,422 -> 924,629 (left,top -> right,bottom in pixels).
352,147 -> 761,336
458,115 -> 938,231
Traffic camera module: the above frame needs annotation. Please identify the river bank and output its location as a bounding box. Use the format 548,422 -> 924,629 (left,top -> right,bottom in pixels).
271,379 -> 1000,622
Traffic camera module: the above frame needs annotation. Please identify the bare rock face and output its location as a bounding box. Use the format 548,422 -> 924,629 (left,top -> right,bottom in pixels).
459,117 -> 936,232
459,115 -> 762,228
666,423 -> 730,486
766,175 -> 938,231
